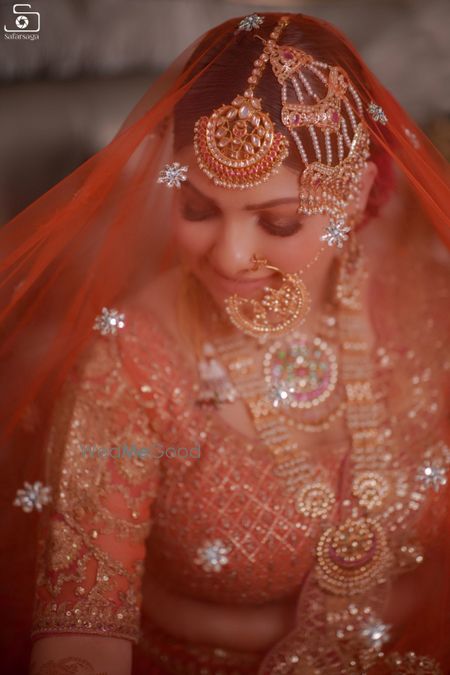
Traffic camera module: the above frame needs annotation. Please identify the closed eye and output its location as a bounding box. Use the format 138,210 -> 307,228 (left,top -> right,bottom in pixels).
259,215 -> 304,237
181,203 -> 218,221
180,196 -> 304,236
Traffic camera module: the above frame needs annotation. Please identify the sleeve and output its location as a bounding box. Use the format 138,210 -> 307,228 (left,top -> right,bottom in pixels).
30,332 -> 162,645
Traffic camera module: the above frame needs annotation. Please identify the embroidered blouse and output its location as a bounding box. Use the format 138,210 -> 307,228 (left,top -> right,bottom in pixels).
30,249 -> 450,673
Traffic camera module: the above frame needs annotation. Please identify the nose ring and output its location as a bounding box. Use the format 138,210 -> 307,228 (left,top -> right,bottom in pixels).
224,254 -> 311,339
249,254 -> 268,271
249,254 -> 279,274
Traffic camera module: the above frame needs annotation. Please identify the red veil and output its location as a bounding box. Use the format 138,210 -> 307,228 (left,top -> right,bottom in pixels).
0,12 -> 449,674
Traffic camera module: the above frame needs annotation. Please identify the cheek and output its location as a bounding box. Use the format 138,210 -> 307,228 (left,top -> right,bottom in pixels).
267,219 -> 329,271
173,217 -> 215,261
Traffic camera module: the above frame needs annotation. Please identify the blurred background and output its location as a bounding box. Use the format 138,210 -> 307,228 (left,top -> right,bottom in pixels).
0,0 -> 449,224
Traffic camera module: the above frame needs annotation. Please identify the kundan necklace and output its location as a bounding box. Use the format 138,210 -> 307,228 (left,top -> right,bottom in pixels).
194,235 -> 449,672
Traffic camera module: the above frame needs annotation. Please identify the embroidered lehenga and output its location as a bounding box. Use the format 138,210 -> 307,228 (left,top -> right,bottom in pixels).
0,12 -> 449,675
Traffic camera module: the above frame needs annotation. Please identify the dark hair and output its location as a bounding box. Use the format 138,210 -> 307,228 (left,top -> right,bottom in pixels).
173,14 -> 395,225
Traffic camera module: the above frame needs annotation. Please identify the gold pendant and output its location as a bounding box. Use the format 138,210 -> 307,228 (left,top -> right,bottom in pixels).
315,516 -> 393,596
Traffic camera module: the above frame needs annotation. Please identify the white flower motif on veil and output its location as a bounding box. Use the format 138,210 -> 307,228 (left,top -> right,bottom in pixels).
367,101 -> 388,125
157,162 -> 188,189
416,461 -> 448,492
93,307 -> 126,336
321,218 -> 351,248
13,481 -> 52,513
237,14 -> 264,32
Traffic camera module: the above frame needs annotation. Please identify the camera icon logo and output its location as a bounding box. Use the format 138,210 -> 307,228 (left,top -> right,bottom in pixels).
4,3 -> 40,33
16,15 -> 29,29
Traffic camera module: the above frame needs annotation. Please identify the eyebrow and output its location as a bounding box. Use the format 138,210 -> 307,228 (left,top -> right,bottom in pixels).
182,180 -> 298,210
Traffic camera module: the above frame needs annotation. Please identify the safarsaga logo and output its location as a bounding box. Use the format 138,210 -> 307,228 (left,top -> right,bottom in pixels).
79,443 -> 201,460
4,3 -> 40,40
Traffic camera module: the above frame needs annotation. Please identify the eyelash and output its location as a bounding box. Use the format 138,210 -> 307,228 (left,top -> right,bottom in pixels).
181,206 -> 303,237
181,205 -> 217,222
259,217 -> 303,237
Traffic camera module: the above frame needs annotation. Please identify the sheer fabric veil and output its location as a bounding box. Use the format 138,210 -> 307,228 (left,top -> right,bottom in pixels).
0,12 -> 449,673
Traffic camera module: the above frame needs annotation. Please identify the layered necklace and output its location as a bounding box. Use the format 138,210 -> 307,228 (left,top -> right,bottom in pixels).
193,237 -> 447,672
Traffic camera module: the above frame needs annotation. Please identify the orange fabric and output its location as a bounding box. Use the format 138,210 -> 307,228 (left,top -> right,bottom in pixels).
0,11 -> 449,675
30,331 -> 161,645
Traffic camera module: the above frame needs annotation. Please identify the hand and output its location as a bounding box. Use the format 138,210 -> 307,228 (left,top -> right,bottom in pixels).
30,635 -> 132,675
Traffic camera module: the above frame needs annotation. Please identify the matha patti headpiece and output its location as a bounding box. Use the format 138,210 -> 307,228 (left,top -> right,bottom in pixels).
266,38 -> 371,243
193,15 -> 371,244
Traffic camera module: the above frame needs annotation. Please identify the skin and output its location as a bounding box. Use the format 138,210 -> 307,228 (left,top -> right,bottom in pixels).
29,635 -> 131,674
171,145 -> 378,329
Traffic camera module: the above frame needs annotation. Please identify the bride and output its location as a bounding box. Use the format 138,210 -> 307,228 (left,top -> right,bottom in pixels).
1,12 -> 449,675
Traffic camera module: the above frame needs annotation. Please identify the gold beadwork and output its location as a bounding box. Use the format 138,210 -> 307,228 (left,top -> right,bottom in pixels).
352,471 -> 390,511
315,517 -> 393,595
297,124 -> 370,223
31,329 -> 161,645
223,247 -> 326,340
249,253 -> 269,271
194,17 -> 290,190
263,333 -> 339,410
224,264 -> 311,339
295,481 -> 336,519
266,40 -> 371,233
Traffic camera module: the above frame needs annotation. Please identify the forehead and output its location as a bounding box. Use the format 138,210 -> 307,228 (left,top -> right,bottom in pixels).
175,145 -> 299,209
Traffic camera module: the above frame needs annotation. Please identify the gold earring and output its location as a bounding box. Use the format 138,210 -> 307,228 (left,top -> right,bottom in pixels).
334,225 -> 368,311
224,255 -> 311,339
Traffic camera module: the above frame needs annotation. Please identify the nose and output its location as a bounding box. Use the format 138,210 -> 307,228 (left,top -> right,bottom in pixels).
208,214 -> 258,278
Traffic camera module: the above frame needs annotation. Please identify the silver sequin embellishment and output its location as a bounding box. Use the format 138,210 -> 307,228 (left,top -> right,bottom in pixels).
367,102 -> 388,125
416,461 -> 448,492
194,538 -> 231,572
93,307 -> 126,336
321,218 -> 351,248
14,481 -> 52,513
361,617 -> 391,649
385,650 -> 444,673
157,162 -> 188,188
237,14 -> 264,32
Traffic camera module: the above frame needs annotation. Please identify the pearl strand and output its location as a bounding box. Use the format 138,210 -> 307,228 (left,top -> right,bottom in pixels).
337,132 -> 345,161
298,71 -> 321,102
343,98 -> 358,133
348,83 -> 364,117
340,117 -> 352,149
292,76 -> 305,103
305,63 -> 329,87
291,130 -> 309,167
309,125 -> 322,162
325,128 -> 334,165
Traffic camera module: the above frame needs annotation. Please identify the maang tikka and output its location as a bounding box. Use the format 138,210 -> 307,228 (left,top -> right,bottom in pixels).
193,15 -> 371,339
193,17 -> 290,189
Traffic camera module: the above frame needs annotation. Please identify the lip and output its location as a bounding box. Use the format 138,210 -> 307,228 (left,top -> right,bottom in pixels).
208,265 -> 276,295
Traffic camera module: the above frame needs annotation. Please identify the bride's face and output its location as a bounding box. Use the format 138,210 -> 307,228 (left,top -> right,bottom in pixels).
172,146 -> 376,308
